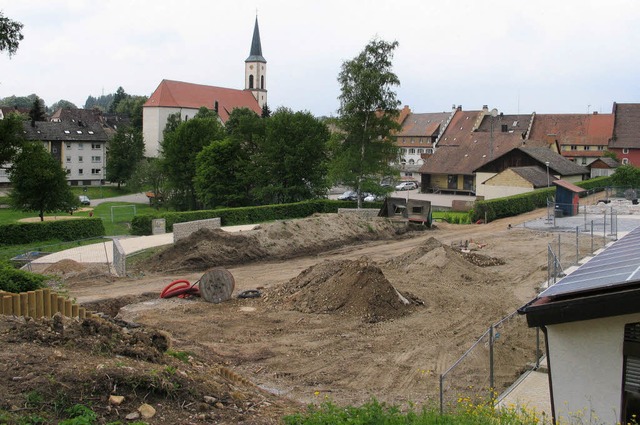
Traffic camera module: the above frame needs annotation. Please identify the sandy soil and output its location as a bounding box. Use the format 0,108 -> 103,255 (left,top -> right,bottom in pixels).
1,209 -> 606,423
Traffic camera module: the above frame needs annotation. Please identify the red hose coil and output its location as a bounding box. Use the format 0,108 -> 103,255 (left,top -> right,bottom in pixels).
160,279 -> 201,299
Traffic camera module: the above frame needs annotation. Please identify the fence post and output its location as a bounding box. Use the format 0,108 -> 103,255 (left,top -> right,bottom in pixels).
2,295 -> 12,315
43,288 -> 51,318
489,325 -> 494,401
575,226 -> 579,265
12,294 -> 20,316
439,374 -> 444,414
536,327 -> 541,369
20,293 -> 28,318
27,291 -> 36,318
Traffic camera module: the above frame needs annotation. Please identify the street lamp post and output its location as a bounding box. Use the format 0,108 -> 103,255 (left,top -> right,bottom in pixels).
489,108 -> 498,160
545,161 -> 550,187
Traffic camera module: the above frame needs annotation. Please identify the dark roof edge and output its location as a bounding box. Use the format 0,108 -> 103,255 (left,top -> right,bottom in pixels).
522,287 -> 640,327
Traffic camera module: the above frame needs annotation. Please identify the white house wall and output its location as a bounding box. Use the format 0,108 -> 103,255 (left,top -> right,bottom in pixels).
547,312 -> 640,424
478,185 -> 531,199
143,106 -> 198,158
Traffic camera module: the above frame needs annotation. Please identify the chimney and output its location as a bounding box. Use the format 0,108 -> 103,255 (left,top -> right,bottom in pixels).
482,105 -> 489,114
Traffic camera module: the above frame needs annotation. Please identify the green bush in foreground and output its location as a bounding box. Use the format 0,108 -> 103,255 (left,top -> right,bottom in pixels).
0,261 -> 47,293
283,399 -> 547,425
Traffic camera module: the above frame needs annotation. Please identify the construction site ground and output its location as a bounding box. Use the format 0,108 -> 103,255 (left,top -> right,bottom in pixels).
1,205 -> 621,424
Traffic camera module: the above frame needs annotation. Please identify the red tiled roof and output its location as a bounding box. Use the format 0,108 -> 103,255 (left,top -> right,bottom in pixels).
143,79 -> 261,122
418,110 -> 549,175
528,113 -> 613,147
612,103 -> 640,149
398,112 -> 450,137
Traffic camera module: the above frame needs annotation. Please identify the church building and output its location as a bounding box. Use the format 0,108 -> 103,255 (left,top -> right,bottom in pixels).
142,17 -> 267,158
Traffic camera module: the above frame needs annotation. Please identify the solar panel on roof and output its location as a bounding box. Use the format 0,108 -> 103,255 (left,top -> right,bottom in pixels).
539,225 -> 640,298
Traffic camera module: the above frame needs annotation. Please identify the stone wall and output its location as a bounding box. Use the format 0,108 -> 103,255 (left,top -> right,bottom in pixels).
173,218 -> 221,243
338,208 -> 380,218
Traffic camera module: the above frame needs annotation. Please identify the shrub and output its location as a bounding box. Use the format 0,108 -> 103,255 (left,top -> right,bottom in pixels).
0,261 -> 48,293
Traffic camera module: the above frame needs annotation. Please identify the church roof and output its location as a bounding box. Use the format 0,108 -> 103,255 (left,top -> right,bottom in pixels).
143,79 -> 262,122
245,17 -> 266,63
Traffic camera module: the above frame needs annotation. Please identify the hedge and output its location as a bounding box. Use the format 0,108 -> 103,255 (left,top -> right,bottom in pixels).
0,261 -> 48,292
131,199 -> 383,235
471,176 -> 613,223
0,218 -> 106,245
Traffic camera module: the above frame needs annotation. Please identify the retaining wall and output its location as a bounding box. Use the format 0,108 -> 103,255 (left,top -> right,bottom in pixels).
173,217 -> 221,242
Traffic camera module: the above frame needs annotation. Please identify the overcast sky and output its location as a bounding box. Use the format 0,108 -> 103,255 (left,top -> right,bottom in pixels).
1,0 -> 639,117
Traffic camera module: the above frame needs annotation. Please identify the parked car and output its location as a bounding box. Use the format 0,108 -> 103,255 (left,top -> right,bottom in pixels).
79,195 -> 91,205
364,193 -> 384,202
395,181 -> 418,191
337,190 -> 358,201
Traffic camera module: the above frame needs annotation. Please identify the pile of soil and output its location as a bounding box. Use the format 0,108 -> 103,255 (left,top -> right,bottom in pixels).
141,213 -> 403,272
0,314 -> 297,424
266,258 -> 420,322
43,259 -> 115,284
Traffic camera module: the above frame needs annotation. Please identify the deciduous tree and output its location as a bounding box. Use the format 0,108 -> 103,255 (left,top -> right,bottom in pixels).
0,12 -> 24,57
329,38 -> 402,207
9,143 -> 76,221
252,107 -> 330,204
106,126 -> 145,189
161,107 -> 225,210
611,164 -> 640,189
0,112 -> 25,166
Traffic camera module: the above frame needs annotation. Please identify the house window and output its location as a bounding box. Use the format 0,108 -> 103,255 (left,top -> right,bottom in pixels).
261,75 -> 265,89
598,146 -> 605,151
66,143 -> 72,150
66,156 -> 71,163
581,158 -> 587,165
91,168 -> 101,175
417,149 -> 424,154
624,148 -> 630,154
622,323 -> 640,423
249,74 -> 254,89
570,146 -> 578,151
78,143 -> 83,150
447,174 -> 457,190
78,169 -> 84,175
623,158 -> 630,165
426,148 -> 433,154
78,156 -> 83,163
91,156 -> 101,163
91,143 -> 101,150
409,149 -> 416,154
584,146 -> 590,151
66,169 -> 71,175
408,159 -> 415,165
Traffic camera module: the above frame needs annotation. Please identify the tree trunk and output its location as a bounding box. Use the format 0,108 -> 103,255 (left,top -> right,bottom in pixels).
39,210 -> 44,221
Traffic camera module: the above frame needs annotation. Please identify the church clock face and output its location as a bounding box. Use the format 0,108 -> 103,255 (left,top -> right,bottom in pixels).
249,65 -> 254,70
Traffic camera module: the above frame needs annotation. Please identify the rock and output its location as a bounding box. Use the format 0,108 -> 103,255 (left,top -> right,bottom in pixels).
109,395 -> 125,406
204,396 -> 217,405
125,411 -> 140,420
215,402 -> 224,409
138,403 -> 156,419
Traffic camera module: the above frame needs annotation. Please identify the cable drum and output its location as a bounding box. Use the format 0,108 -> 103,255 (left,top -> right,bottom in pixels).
199,268 -> 236,303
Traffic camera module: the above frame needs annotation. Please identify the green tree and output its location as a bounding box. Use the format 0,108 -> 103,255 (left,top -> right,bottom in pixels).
9,143 -> 76,221
128,158 -> 167,208
611,164 -> 640,188
161,107 -> 225,210
329,38 -> 402,207
252,107 -> 330,204
108,86 -> 128,113
194,137 -> 254,208
0,94 -> 38,109
48,99 -> 77,113
84,93 -> 113,111
114,95 -> 148,131
0,112 -> 25,166
0,11 -> 24,57
106,126 -> 145,189
28,96 -> 46,122
261,103 -> 271,118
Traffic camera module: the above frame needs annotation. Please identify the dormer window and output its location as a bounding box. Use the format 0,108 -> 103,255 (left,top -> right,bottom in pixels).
64,130 -> 70,134
76,130 -> 82,134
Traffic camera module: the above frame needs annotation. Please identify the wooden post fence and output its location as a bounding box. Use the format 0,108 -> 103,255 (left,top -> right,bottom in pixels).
0,289 -> 89,319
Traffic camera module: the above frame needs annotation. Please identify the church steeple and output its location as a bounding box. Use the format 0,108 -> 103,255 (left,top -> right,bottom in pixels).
245,16 -> 267,109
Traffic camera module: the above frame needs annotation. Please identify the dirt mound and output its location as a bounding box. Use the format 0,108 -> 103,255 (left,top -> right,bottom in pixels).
141,213 -> 403,272
0,314 -> 297,424
267,258 -> 420,322
43,259 -> 115,284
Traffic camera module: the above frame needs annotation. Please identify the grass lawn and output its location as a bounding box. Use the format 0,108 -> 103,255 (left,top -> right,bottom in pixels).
0,200 -> 159,263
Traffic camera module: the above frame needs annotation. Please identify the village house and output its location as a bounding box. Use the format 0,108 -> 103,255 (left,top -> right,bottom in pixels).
417,105 -> 548,195
474,146 -> 589,199
521,226 -> 640,424
610,103 -> 640,166
527,112 -> 614,166
142,17 -> 267,158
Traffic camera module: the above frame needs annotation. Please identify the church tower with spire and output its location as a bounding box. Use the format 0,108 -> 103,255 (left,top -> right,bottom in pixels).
245,17 -> 267,109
